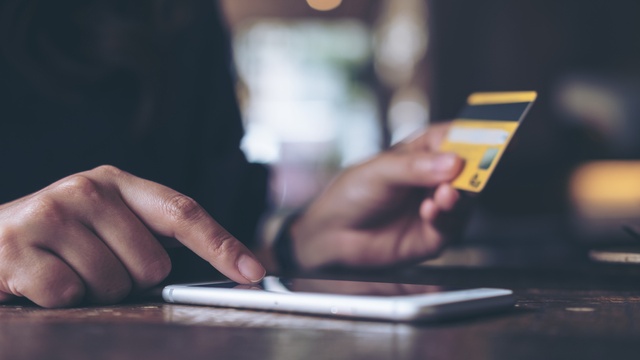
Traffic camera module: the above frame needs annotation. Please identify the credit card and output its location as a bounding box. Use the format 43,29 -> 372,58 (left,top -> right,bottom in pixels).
439,91 -> 537,192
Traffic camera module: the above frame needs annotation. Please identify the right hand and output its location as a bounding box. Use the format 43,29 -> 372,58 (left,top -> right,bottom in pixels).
289,123 -> 469,270
0,165 -> 265,308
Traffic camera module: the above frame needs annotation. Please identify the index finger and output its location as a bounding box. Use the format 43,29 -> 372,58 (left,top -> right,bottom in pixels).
109,168 -> 265,284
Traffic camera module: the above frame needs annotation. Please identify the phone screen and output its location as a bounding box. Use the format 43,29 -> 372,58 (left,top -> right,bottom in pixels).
192,277 -> 455,297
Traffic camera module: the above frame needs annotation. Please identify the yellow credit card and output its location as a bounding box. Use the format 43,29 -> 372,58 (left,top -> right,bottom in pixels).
439,91 -> 537,192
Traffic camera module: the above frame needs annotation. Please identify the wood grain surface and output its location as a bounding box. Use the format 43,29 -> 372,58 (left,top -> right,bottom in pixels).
2,263 -> 640,360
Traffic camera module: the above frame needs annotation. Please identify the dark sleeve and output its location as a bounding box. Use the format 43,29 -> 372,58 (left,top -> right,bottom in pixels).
164,1 -> 269,282
141,0 -> 268,246
191,2 -> 269,249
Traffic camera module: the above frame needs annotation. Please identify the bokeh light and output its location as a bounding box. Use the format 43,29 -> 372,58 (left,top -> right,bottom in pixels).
306,0 -> 342,12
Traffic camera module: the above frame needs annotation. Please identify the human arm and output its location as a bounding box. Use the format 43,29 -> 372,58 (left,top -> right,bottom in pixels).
285,123 -> 469,270
0,165 -> 265,308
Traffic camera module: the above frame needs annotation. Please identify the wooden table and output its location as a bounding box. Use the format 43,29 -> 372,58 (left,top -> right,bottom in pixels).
3,261 -> 640,359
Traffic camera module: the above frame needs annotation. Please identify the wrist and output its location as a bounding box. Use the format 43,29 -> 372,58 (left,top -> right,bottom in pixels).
272,211 -> 302,274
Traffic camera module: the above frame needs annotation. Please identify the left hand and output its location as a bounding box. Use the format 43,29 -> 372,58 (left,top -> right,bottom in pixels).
290,123 -> 470,269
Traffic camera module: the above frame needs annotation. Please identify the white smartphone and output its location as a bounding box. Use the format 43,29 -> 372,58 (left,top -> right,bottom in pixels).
162,276 -> 515,322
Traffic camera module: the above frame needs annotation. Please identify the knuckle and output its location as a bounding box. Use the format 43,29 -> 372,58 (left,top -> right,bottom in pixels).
53,282 -> 85,308
23,197 -> 66,223
163,194 -> 204,224
341,165 -> 375,203
57,174 -> 102,201
38,281 -> 85,309
137,254 -> 172,287
203,229 -> 237,260
92,164 -> 124,179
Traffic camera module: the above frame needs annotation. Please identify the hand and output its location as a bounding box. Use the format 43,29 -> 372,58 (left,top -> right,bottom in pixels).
290,123 -> 469,269
0,165 -> 265,308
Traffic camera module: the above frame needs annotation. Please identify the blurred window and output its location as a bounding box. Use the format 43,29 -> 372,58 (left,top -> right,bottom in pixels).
232,20 -> 380,208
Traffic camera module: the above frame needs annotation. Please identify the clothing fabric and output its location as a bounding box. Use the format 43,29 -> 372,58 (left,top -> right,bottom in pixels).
0,1 -> 268,280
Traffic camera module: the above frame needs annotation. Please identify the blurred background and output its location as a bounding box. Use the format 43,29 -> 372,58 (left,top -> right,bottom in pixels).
219,0 -> 640,267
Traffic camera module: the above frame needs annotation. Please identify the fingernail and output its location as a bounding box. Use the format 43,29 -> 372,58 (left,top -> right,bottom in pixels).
434,153 -> 458,172
238,255 -> 266,283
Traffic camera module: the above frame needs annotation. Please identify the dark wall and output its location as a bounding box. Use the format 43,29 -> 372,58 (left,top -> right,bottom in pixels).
428,0 -> 640,216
